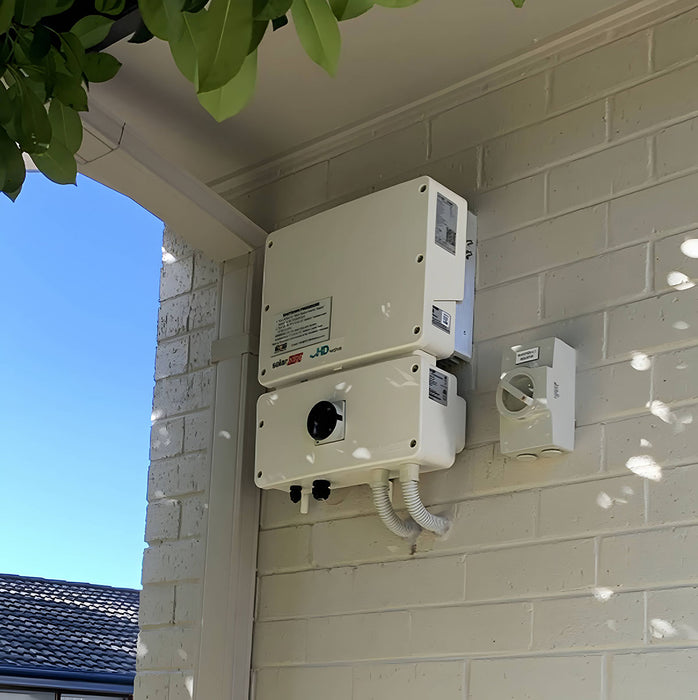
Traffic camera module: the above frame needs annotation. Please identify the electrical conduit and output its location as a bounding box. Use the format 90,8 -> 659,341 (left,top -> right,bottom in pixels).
370,469 -> 420,539
399,463 -> 451,536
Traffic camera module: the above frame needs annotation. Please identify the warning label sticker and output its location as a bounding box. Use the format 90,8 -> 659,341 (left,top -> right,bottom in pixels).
431,305 -> 452,334
515,346 -> 540,365
435,193 -> 458,255
428,368 -> 449,406
272,297 -> 332,356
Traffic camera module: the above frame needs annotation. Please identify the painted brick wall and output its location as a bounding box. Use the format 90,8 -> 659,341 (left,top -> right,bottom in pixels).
229,6 -> 698,699
136,228 -> 221,700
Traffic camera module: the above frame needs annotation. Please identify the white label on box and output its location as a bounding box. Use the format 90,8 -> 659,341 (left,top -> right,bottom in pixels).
428,368 -> 449,406
431,305 -> 452,333
435,193 -> 458,255
272,297 -> 332,355
515,346 -> 540,365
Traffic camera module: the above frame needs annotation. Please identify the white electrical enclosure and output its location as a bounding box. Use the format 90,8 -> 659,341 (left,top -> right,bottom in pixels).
258,177 -> 474,388
255,355 -> 466,492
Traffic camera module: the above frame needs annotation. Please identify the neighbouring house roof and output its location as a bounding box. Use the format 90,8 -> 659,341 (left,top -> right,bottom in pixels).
0,573 -> 139,684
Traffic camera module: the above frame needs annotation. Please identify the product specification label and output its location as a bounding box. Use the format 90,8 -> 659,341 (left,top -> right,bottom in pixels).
431,305 -> 452,334
435,193 -> 458,255
428,368 -> 449,406
272,297 -> 332,356
515,346 -> 540,365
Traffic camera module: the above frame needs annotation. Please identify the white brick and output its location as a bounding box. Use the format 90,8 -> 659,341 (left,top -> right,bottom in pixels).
352,556 -> 465,611
478,206 -> 606,287
607,288 -> 698,359
613,61 -> 698,139
466,539 -> 595,601
158,296 -> 190,340
257,526 -> 312,574
431,75 -> 547,158
544,245 -> 648,319
551,32 -> 649,111
134,672 -> 169,700
654,7 -> 698,71
252,619 -> 308,666
654,229 -> 698,293
255,667 -> 352,700
533,592 -> 644,650
148,452 -> 210,500
146,499 -> 181,542
656,117 -> 698,177
469,656 -> 601,700
548,138 -> 649,213
155,337 -> 188,380
229,162 -> 329,231
464,390 -> 500,445
419,147 -> 478,199
473,276 -> 540,340
162,228 -> 193,261
483,102 -> 607,187
160,257 -> 193,301
605,412 -> 698,475
654,346 -> 698,403
260,482 -> 375,529
475,313 -> 604,392
576,362 -> 651,425
599,526 -> 698,589
312,512 -> 413,568
141,538 -> 204,583
410,602 -> 531,656
650,463 -> 698,524
137,627 -> 198,671
183,410 -> 212,453
150,419 -> 184,461
423,491 -> 537,554
539,476 -> 645,538
153,369 -> 215,418
174,582 -> 201,624
257,568 -> 355,620
608,172 -> 698,247
328,123 -> 428,199
139,584 -> 175,627
609,650 -> 698,699
352,662 -> 465,700
188,286 -> 217,330
188,328 -> 215,371
179,494 -> 208,539
472,174 -> 545,239
192,252 -> 219,290
307,611 -> 411,662
647,587 -> 698,645
168,673 -> 196,700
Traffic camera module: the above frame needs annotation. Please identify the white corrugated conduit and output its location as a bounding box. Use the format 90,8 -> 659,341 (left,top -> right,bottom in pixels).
370,466 -> 451,538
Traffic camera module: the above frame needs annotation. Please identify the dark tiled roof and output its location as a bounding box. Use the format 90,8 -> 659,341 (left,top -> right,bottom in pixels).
0,573 -> 139,677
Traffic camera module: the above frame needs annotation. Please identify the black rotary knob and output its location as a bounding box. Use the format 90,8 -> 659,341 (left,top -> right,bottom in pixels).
306,401 -> 340,442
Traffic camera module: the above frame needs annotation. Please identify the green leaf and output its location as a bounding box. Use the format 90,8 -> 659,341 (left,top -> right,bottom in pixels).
138,0 -> 185,41
373,0 -> 419,6
511,0 -> 525,5
169,9 -> 206,82
32,139 -> 77,184
48,97 -> 82,152
0,0 -> 15,34
0,83 -> 16,123
71,14 -> 114,48
0,125 -> 25,196
198,49 -> 257,121
291,0 -> 340,76
54,72 -> 88,110
16,80 -> 52,152
84,51 -> 121,81
254,0 -> 292,20
248,19 -> 267,53
329,0 -> 372,20
96,0 -> 126,14
27,25 -> 53,62
182,0 -> 207,11
196,0 -> 253,93
129,19 -> 154,43
59,31 -> 86,74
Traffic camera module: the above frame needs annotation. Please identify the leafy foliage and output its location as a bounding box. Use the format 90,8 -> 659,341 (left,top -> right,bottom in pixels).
0,0 -> 525,199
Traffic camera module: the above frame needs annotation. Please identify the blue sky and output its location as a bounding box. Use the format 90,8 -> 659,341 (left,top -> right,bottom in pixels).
0,173 -> 163,589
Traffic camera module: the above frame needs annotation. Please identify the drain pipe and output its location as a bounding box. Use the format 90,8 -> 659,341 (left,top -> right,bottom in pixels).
399,464 -> 451,536
370,469 -> 420,539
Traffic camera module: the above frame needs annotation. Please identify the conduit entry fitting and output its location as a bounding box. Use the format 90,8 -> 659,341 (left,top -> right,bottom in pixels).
253,176 -> 476,539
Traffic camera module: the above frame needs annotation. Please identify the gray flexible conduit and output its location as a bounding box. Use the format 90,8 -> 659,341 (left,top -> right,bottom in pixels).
401,480 -> 450,535
370,481 -> 421,539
